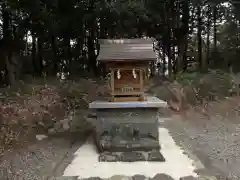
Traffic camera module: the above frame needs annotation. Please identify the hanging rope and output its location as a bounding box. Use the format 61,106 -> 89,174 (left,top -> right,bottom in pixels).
132,68 -> 137,79
117,69 -> 121,79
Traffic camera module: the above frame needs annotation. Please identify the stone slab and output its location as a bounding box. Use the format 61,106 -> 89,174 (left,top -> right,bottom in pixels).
81,177 -> 103,180
89,96 -> 167,109
108,175 -> 132,180
98,152 -> 120,162
132,175 -> 147,180
179,176 -> 198,180
119,152 -> 146,162
94,108 -> 159,124
96,135 -> 160,152
151,174 -> 175,180
51,177 -> 78,180
98,151 -> 165,162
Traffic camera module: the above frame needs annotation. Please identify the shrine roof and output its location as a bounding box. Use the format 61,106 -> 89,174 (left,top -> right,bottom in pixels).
97,38 -> 157,62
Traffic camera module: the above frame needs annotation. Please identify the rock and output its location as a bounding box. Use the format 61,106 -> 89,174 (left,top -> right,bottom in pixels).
54,122 -> 62,132
82,177 -> 103,180
69,111 -> 92,133
180,176 -> 198,180
98,152 -> 119,162
68,113 -> 74,121
38,121 -> 45,127
119,152 -> 146,162
110,175 -> 132,180
51,176 -> 78,180
151,174 -> 174,180
36,134 -> 48,141
148,150 -> 165,162
69,118 -> 91,133
60,118 -> 69,123
99,135 -> 112,151
132,175 -> 147,180
197,176 -> 217,180
62,120 -> 70,131
48,128 -> 56,134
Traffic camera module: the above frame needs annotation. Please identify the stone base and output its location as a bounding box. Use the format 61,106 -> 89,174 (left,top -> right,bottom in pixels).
91,108 -> 161,153
87,106 -> 165,162
95,134 -> 161,152
98,151 -> 165,162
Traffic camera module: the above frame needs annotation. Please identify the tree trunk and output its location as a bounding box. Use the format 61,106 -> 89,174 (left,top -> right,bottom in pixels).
162,45 -> 167,75
63,35 -> 71,73
175,0 -> 181,74
197,5 -> 203,70
32,34 -> 37,73
87,34 -> 97,75
37,36 -> 43,75
51,36 -> 58,74
206,5 -> 211,64
87,18 -> 98,75
99,17 -> 106,39
167,43 -> 172,78
172,46 -> 177,76
2,1 -> 17,85
182,0 -> 189,71
213,5 -> 217,53
75,37 -> 82,61
5,55 -> 16,85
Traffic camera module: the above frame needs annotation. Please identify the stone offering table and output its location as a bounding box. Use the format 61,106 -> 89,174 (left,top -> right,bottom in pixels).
88,96 -> 167,162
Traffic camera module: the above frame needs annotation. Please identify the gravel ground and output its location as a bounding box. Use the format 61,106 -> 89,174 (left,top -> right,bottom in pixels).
0,132 -> 88,180
163,112 -> 240,180
1,98 -> 240,180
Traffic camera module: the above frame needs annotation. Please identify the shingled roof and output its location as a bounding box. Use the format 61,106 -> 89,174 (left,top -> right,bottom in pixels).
97,38 -> 157,61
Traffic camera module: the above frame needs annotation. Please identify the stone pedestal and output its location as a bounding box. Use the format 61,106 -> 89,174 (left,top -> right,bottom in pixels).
93,108 -> 160,152
88,96 -> 167,162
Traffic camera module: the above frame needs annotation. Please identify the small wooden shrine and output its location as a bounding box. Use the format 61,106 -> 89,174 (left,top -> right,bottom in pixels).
89,39 -> 167,162
97,39 -> 157,102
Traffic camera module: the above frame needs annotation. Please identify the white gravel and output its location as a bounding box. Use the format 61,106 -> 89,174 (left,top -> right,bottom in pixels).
63,128 -> 198,180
